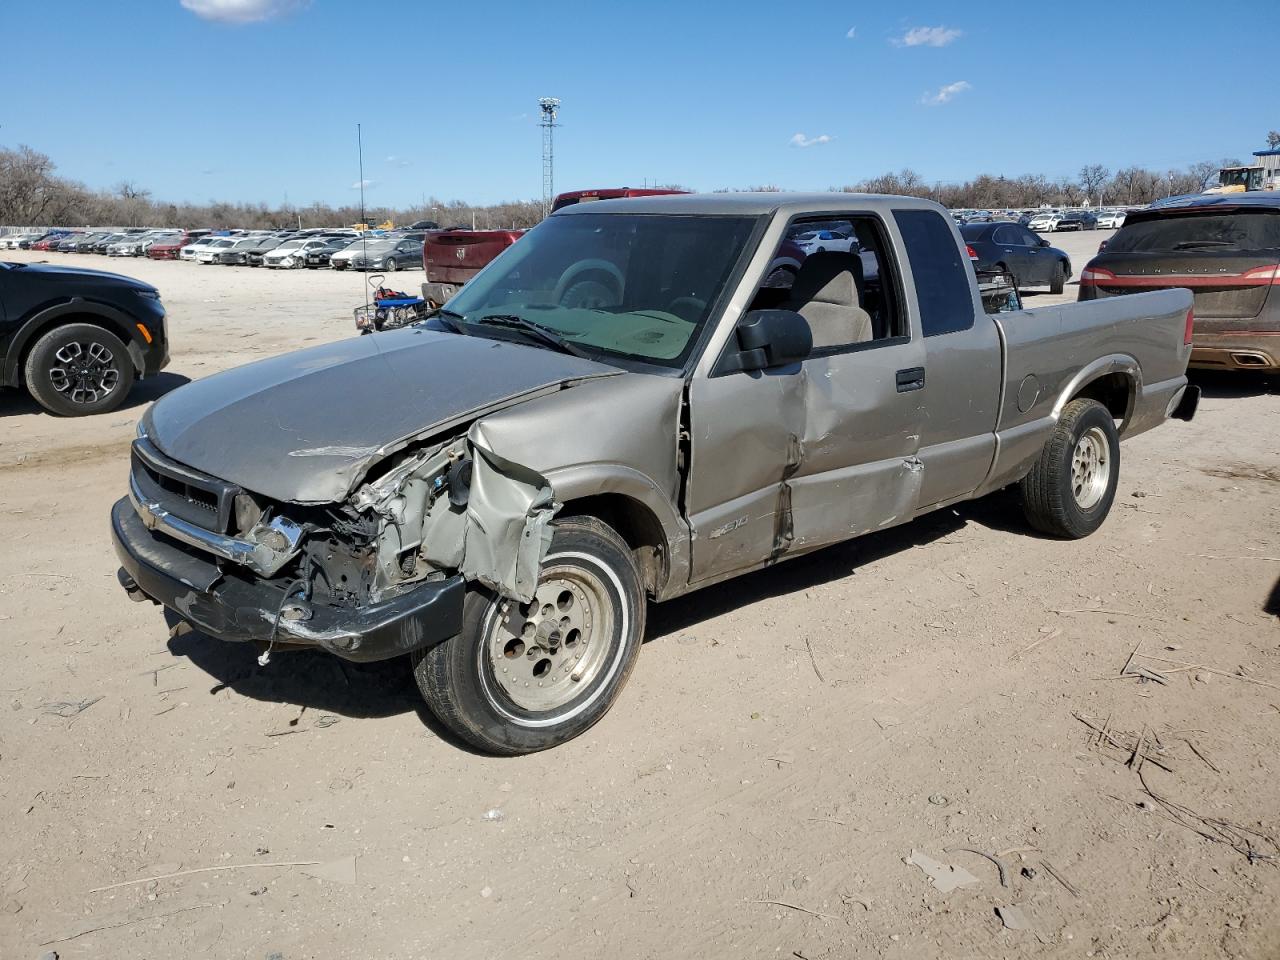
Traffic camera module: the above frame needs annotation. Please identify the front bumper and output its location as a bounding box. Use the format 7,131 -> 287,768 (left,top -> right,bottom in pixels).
422,280 -> 462,305
111,497 -> 466,662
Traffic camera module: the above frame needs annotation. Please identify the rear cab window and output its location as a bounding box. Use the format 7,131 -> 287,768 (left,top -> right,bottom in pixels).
893,209 -> 975,338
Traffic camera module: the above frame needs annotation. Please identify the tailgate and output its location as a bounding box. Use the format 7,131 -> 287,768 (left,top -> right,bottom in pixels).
424,231 -> 519,284
1084,251 -> 1279,322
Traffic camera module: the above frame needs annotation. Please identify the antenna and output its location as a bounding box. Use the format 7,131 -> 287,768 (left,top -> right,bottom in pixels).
357,123 -> 370,315
538,97 -> 561,218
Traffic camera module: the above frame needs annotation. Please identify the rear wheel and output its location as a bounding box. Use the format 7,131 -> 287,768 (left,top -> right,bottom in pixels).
412,516 -> 645,755
1020,398 -> 1119,538
24,322 -> 135,417
1050,262 -> 1066,294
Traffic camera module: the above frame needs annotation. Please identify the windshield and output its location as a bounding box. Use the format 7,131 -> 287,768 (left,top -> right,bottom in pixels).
274,239 -> 304,251
1107,211 -> 1280,253
1219,168 -> 1263,190
354,239 -> 397,252
442,212 -> 757,367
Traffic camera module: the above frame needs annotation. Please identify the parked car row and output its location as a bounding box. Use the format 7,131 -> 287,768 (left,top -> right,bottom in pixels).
950,208 -> 1136,233
5,226 -> 430,273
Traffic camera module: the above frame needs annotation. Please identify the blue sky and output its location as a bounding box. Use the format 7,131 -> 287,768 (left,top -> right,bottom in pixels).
2,0 -> 1274,207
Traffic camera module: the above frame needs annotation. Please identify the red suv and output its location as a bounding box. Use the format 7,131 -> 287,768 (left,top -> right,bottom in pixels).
550,187 -> 687,212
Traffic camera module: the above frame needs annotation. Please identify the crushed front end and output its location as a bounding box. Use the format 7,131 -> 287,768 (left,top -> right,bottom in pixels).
113,423 -> 557,661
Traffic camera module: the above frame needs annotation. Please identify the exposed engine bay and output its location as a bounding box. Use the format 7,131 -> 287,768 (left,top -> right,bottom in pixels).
239,429 -> 557,612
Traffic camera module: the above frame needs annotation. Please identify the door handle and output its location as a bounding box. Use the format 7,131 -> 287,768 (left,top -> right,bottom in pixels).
896,367 -> 926,392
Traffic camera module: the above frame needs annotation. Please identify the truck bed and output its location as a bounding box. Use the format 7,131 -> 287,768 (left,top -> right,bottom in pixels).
979,287 -> 1194,496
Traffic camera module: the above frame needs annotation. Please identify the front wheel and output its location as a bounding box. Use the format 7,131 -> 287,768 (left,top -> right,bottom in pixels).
412,516 -> 645,755
384,258 -> 398,272
1020,398 -> 1119,538
24,322 -> 135,416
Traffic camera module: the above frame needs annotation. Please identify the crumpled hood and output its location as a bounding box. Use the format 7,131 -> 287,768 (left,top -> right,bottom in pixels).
144,328 -> 620,503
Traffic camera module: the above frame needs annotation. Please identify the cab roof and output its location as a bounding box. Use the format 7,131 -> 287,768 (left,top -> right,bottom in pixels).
550,191 -> 947,218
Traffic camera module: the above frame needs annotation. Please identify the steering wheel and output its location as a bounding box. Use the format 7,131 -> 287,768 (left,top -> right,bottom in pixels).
559,277 -> 620,309
665,296 -> 706,322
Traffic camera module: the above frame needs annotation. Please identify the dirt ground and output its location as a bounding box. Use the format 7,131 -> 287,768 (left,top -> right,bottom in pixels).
2,236 -> 1278,959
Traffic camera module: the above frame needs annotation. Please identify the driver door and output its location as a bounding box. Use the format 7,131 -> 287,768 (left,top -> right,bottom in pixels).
685,212 -> 926,585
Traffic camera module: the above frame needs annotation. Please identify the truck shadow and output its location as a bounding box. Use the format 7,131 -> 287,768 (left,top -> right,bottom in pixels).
647,507 -> 971,641
163,612 -> 482,752
1189,369 -> 1278,400
0,372 -> 190,418
163,490 -> 1036,742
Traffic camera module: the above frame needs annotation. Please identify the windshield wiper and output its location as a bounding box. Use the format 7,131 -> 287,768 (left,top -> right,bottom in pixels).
432,307 -> 467,334
1172,240 -> 1236,250
474,314 -> 593,359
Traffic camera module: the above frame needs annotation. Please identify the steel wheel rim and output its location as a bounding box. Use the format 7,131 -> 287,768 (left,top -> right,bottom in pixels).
482,562 -> 615,713
48,341 -> 119,405
1071,426 -> 1110,509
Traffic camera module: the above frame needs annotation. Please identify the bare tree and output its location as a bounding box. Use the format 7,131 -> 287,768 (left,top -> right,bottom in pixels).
1267,130 -> 1280,149
1188,160 -> 1219,192
1079,164 -> 1109,205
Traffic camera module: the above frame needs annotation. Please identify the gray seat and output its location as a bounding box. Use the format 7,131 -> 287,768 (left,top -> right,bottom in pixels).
784,251 -> 873,349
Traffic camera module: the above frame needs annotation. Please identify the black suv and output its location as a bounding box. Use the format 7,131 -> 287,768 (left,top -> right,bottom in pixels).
0,261 -> 170,415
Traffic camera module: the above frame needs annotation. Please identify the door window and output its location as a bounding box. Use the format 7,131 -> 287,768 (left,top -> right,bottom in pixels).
992,226 -> 1021,245
748,215 -> 906,352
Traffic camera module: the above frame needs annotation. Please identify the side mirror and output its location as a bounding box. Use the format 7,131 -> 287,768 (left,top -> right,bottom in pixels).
1039,238 -> 1051,247
735,309 -> 812,371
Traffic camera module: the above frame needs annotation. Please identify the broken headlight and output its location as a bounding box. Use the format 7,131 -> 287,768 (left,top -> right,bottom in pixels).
233,491 -> 267,535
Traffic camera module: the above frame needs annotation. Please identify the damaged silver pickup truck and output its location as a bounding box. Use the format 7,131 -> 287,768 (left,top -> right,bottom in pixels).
112,193 -> 1199,754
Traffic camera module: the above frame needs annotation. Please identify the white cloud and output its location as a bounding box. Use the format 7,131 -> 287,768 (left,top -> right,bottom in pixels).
921,80 -> 971,106
180,0 -> 308,24
350,179 -> 376,190
894,25 -> 962,47
845,26 -> 856,39
790,133 -> 833,148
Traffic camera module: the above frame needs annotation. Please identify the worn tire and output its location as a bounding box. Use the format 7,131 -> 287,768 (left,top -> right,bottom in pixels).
1020,398 -> 1119,538
1050,262 -> 1066,294
412,516 -> 645,755
24,322 -> 135,417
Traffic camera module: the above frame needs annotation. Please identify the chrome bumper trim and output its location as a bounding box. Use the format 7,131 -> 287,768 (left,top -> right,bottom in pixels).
128,473 -> 303,577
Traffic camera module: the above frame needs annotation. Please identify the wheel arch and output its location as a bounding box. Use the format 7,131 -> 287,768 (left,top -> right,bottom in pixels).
1055,355 -> 1139,433
556,491 -> 675,599
546,461 -> 690,600
5,301 -> 146,387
